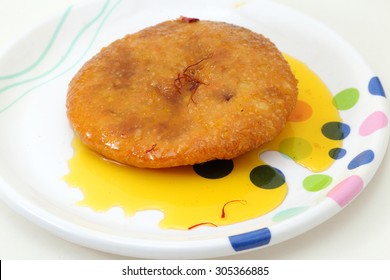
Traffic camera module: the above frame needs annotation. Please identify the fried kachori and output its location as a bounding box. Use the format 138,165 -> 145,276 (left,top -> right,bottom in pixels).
66,17 -> 298,168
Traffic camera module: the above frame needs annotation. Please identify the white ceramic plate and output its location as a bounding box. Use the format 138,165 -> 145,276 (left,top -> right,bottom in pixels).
0,0 -> 388,259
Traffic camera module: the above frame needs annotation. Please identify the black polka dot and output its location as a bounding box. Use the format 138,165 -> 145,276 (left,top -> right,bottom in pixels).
329,148 -> 347,159
193,159 -> 234,179
249,165 -> 285,189
321,122 -> 350,140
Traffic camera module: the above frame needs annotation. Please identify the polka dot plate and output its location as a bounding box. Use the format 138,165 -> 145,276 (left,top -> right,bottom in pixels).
0,0 -> 388,259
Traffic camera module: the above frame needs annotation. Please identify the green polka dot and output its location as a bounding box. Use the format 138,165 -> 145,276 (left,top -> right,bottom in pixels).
249,165 -> 285,189
278,137 -> 312,161
303,174 -> 333,192
272,207 -> 309,222
332,88 -> 359,110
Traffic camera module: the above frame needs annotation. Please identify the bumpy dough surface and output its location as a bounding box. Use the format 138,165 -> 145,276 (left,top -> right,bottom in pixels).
66,18 -> 298,168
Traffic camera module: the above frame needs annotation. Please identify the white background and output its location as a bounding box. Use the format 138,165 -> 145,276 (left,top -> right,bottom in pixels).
0,0 -> 389,259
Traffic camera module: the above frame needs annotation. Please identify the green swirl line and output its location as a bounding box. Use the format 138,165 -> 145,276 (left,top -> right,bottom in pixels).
0,7 -> 72,80
0,0 -> 124,113
0,0 -> 110,95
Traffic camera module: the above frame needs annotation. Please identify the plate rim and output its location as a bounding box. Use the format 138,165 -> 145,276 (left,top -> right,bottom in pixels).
0,0 -> 389,259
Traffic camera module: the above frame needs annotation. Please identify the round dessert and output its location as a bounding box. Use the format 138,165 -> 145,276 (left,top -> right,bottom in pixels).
66,17 -> 298,168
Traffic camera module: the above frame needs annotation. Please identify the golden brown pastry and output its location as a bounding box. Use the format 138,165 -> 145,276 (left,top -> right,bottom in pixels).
66,17 -> 298,168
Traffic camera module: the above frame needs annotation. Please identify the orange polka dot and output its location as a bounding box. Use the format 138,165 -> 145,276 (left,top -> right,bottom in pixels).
288,100 -> 313,122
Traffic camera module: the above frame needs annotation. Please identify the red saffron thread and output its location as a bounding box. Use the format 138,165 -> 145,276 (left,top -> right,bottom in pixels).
221,200 -> 247,218
188,222 -> 218,230
179,16 -> 200,23
182,57 -> 209,74
145,143 -> 157,153
173,57 -> 209,103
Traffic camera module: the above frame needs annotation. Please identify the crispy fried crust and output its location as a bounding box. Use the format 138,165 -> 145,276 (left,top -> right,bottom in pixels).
66,18 -> 298,168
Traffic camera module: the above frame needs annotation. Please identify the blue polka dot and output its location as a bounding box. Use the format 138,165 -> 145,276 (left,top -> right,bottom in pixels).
229,227 -> 271,251
369,77 -> 386,97
329,148 -> 347,159
249,165 -> 285,189
348,150 -> 375,169
322,122 -> 351,140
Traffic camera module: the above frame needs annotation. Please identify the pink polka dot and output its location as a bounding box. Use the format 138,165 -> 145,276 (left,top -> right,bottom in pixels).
359,111 -> 388,136
327,175 -> 363,207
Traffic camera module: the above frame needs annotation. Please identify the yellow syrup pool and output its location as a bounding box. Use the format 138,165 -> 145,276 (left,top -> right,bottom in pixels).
64,55 -> 342,230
